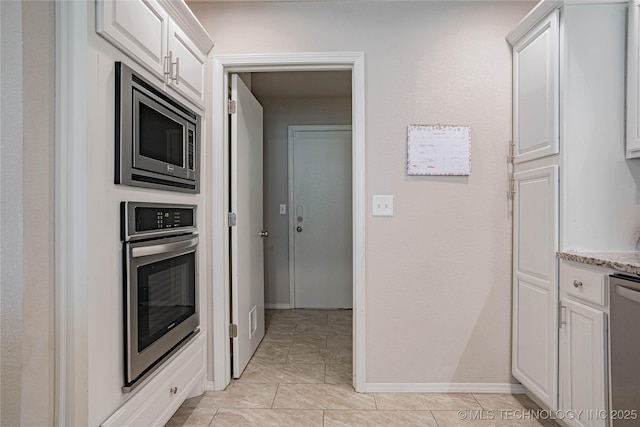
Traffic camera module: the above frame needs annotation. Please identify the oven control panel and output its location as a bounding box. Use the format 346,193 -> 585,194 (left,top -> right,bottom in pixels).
122,202 -> 196,241
135,207 -> 195,232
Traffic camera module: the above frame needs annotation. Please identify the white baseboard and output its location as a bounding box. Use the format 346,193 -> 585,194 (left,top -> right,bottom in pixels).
365,383 -> 526,394
205,380 -> 216,391
265,304 -> 291,309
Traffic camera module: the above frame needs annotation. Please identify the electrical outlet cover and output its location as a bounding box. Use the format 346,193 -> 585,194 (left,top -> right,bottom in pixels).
372,195 -> 393,216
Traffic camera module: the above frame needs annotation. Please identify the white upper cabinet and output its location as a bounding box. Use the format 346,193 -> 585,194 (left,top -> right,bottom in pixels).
167,21 -> 206,107
96,0 -> 169,77
96,0 -> 213,109
628,1 -> 640,158
512,10 -> 559,163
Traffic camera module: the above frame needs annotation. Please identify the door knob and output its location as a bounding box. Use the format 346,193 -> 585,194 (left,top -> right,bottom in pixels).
260,230 -> 269,238
296,226 -> 303,232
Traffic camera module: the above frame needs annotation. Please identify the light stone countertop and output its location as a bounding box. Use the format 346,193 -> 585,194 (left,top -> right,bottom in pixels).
557,251 -> 640,275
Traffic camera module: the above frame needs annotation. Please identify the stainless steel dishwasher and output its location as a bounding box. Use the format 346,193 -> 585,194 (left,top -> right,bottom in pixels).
609,274 -> 640,426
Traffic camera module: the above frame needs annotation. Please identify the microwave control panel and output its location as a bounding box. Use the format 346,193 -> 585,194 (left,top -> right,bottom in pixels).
122,202 -> 197,241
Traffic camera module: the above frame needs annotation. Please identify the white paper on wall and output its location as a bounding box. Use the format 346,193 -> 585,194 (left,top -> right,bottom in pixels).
406,124 -> 471,176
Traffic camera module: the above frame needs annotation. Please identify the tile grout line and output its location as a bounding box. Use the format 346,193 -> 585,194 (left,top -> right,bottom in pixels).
430,410 -> 441,427
205,408 -> 219,427
470,392 -> 484,410
271,382 -> 280,409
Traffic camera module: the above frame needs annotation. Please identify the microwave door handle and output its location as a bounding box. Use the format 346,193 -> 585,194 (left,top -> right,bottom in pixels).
131,236 -> 198,258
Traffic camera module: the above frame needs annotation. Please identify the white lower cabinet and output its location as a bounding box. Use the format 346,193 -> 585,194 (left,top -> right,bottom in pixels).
101,333 -> 206,427
559,262 -> 608,427
512,165 -> 559,410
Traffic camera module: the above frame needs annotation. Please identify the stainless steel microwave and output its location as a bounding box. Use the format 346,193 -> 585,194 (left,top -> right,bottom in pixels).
115,62 -> 201,193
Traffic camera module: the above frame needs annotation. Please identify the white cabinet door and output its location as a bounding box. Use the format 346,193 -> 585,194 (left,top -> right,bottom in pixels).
96,0 -> 168,79
628,1 -> 640,158
559,298 -> 607,427
168,21 -> 206,108
512,10 -> 559,163
512,165 -> 559,410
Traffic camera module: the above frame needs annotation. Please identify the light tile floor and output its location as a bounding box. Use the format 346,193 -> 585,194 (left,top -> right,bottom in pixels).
166,309 -> 557,426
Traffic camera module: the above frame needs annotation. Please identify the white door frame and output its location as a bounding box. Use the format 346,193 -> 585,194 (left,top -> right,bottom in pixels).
288,125 -> 353,308
210,52 -> 366,392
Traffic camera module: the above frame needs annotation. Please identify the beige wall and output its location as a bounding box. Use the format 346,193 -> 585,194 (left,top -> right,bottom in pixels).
1,2 -> 25,423
0,1 -> 55,425
21,2 -> 56,422
192,0 -> 534,385
258,95 -> 352,306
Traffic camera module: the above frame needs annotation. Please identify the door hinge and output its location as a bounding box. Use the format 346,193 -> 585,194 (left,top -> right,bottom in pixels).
228,212 -> 237,227
228,99 -> 237,114
508,139 -> 515,163
559,302 -> 566,329
229,324 -> 238,338
508,175 -> 516,197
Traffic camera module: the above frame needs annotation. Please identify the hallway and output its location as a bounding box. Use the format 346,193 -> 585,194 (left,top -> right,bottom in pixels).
166,310 -> 555,426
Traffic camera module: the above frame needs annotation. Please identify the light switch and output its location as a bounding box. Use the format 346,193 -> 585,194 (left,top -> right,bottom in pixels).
279,204 -> 287,215
372,195 -> 393,216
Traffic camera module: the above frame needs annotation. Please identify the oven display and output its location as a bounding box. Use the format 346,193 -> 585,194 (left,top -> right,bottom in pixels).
135,207 -> 194,232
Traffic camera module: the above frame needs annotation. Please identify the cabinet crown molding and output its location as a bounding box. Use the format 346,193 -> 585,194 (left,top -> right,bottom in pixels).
506,0 -> 626,46
159,0 -> 214,54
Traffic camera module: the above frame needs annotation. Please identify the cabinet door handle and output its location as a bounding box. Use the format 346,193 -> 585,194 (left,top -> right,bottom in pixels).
173,57 -> 180,85
573,280 -> 583,288
166,51 -> 179,84
164,51 -> 173,83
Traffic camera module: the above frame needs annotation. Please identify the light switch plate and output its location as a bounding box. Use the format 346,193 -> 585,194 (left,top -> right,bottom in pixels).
279,204 -> 287,215
372,195 -> 393,216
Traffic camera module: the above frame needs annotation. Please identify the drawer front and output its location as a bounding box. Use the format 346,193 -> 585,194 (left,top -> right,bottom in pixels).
560,263 -> 606,306
129,336 -> 205,427
101,333 -> 206,427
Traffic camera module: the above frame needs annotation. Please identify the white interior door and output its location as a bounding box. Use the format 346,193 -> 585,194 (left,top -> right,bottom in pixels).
289,126 -> 352,309
231,74 -> 265,378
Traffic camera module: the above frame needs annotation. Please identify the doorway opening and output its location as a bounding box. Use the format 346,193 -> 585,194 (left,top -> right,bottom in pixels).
211,53 -> 366,392
229,72 -> 352,378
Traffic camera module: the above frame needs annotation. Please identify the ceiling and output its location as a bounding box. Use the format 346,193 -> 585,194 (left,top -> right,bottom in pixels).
188,0 -> 361,2
249,71 -> 352,99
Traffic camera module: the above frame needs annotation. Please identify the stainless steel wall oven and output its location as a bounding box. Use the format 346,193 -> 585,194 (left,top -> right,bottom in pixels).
122,202 -> 199,391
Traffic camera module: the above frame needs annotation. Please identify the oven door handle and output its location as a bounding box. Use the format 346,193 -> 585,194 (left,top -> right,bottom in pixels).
131,236 -> 198,258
